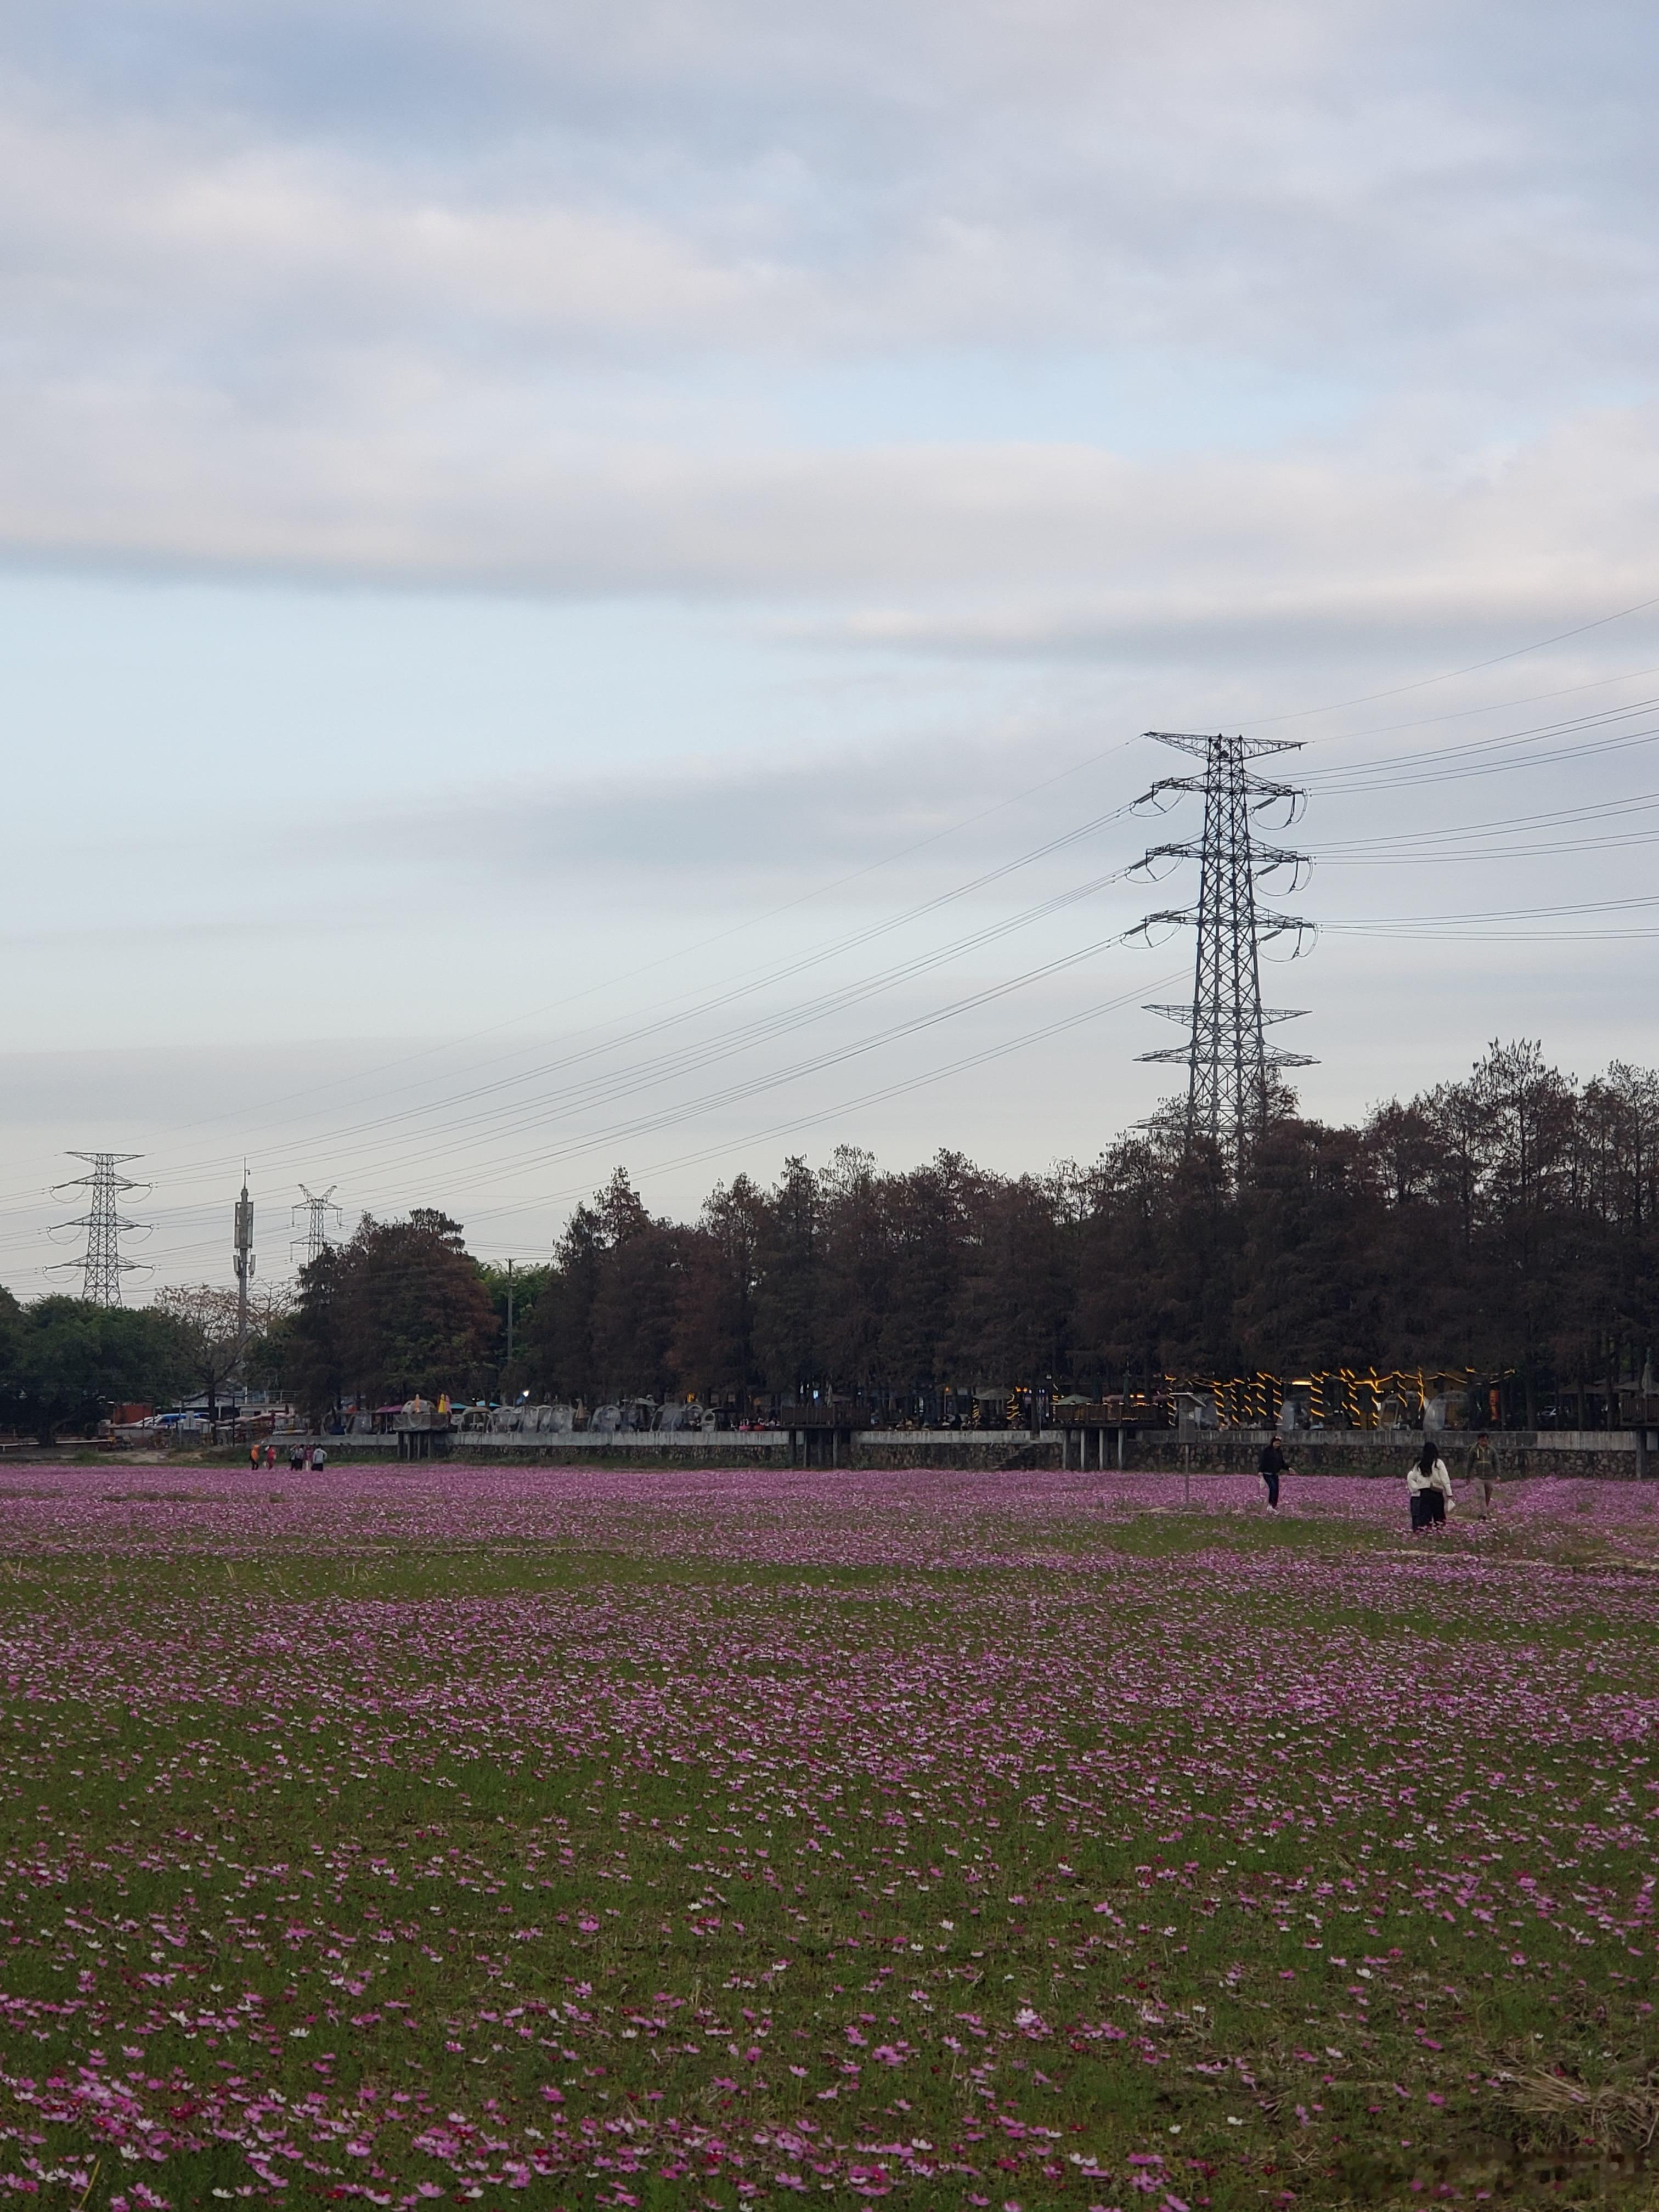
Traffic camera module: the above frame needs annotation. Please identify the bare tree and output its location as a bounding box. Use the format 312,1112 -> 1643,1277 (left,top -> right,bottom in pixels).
152,1283 -> 292,1420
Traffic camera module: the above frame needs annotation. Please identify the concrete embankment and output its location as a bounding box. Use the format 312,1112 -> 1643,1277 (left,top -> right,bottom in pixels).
148,1425 -> 1657,1477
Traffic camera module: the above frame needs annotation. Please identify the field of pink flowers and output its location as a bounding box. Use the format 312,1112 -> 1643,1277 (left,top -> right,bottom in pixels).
0,1464 -> 1654,2210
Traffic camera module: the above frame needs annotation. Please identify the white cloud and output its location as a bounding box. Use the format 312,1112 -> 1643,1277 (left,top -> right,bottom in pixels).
1,0 -> 1658,1279
0,0 -> 1654,623
5,392 -> 1657,664
4,0 -> 1657,432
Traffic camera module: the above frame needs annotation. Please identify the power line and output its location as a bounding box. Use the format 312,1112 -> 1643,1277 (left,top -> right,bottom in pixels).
291,864 -> 1137,1179
109,693 -> 1659,1202
1327,891 -> 1659,928
130,737 -> 1147,1160
69,710 -> 1650,1220
1292,659 -> 1659,747
452,966 -> 1188,1235
0,743 -> 1645,1263
0,748 -> 1641,1254
35,699 -> 1634,1218
66,810 -> 1149,1201
9,588 -> 1659,1264
1320,828 -> 1659,867
1314,784 -> 1659,848
1305,697 -> 1659,791
1,957 -> 1184,1265
9,633 -> 1659,1226
0,854 -> 1138,1257
1329,927 -> 1659,943
312,921 -> 1158,1208
1245,589 -> 1659,730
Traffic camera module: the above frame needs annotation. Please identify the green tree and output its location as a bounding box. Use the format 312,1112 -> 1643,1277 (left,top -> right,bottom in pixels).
523,1201 -> 605,1402
0,1297 -> 190,1442
271,1213 -> 496,1418
815,1147 -> 889,1401
265,1248 -> 347,1427
523,1171 -> 690,1404
674,1175 -> 767,1408
477,1260 -> 554,1396
340,1210 -> 496,1403
754,1156 -> 822,1400
962,1170 -> 1077,1395
877,1150 -> 986,1406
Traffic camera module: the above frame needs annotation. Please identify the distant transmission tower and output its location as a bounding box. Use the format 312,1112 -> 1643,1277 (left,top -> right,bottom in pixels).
1132,731 -> 1315,1161
291,1184 -> 343,1269
52,1152 -> 149,1305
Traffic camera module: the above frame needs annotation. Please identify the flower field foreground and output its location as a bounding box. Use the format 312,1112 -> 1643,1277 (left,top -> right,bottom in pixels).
0,1466 -> 1654,2210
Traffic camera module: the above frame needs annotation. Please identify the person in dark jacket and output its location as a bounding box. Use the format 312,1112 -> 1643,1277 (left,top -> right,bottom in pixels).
1258,1436 -> 1289,1513
1407,1437 -> 1454,1531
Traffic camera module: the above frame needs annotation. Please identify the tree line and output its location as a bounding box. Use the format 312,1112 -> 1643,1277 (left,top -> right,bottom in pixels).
270,1041 -> 1659,1426
5,1040 -> 1655,1436
0,1284 -> 292,1442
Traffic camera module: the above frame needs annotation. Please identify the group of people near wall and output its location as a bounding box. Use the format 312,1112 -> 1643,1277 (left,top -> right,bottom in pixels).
246,1440 -> 329,1473
1256,1431 -> 1500,1532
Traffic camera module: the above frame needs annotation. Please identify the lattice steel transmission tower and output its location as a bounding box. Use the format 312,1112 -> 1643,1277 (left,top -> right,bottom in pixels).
291,1184 -> 343,1270
52,1152 -> 149,1305
1132,731 -> 1315,1161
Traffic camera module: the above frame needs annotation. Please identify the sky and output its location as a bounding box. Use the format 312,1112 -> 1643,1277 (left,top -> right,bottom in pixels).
3,0 -> 1659,1291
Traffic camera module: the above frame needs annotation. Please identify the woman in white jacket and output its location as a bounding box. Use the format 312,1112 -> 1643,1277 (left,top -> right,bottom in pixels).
1407,1437 -> 1454,1532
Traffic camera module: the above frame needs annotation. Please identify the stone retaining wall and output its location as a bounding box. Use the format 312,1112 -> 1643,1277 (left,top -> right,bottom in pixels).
1133,1429 -> 1647,1480
178,1427 -> 1649,1478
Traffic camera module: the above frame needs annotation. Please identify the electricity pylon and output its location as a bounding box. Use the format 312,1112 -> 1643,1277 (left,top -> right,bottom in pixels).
291,1184 -> 343,1270
50,1152 -> 149,1305
1131,731 -> 1315,1163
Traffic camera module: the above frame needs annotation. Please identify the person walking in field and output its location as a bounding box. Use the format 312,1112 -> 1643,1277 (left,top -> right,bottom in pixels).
248,1442 -> 261,1474
311,1444 -> 326,1472
1407,1437 -> 1454,1532
1467,1431 -> 1497,1514
1257,1434 -> 1289,1513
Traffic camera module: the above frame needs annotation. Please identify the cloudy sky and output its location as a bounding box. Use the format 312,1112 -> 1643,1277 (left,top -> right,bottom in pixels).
3,0 -> 1658,1290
